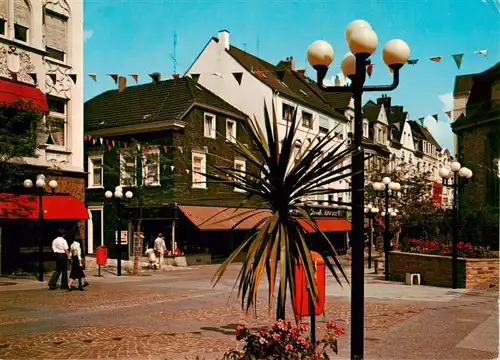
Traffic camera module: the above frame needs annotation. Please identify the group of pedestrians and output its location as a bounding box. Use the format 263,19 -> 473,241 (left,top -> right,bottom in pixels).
48,229 -> 88,291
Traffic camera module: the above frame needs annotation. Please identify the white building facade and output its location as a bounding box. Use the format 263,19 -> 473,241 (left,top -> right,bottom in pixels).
185,30 -> 352,206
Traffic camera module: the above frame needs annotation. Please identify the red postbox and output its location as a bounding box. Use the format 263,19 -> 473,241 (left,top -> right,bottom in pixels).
294,251 -> 326,318
96,246 -> 108,266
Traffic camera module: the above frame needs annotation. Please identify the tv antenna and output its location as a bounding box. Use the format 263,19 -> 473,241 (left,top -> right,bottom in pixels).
170,31 -> 178,74
256,37 -> 260,57
242,42 -> 248,51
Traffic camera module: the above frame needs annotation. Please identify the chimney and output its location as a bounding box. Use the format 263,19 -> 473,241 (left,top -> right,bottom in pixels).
290,56 -> 295,70
277,56 -> 295,70
218,30 -> 230,50
377,94 -> 391,109
297,69 -> 305,76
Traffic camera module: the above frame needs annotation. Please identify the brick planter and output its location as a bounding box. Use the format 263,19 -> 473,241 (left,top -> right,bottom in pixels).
389,251 -> 499,288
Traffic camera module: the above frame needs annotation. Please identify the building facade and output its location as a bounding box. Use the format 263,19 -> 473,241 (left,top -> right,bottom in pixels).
84,77 -> 263,261
0,0 -> 86,275
185,30 -> 353,206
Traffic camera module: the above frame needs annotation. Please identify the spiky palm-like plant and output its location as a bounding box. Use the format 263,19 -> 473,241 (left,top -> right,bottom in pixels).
207,102 -> 355,320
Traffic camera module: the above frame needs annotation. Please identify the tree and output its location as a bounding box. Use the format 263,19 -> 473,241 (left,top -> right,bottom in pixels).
0,101 -> 45,193
207,103 -> 355,320
104,139 -> 174,275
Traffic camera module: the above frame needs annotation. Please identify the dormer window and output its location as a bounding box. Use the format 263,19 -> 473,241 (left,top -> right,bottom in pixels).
282,103 -> 294,121
362,121 -> 369,138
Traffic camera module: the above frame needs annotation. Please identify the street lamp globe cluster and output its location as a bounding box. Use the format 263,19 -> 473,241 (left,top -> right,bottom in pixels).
105,186 -> 133,200
307,20 -> 410,80
439,160 -> 473,289
306,20 -> 410,360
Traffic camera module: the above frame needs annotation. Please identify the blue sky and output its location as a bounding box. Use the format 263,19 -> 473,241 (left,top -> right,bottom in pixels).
83,0 -> 500,151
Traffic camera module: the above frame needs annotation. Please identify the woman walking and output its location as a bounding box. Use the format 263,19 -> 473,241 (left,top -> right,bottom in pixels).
68,237 -> 88,291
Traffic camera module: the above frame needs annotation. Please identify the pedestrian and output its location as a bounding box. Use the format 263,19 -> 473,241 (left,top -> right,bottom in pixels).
154,232 -> 166,270
48,229 -> 69,290
68,237 -> 88,291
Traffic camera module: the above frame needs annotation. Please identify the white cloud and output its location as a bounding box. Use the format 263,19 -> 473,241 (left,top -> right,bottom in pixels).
438,92 -> 453,111
83,29 -> 94,42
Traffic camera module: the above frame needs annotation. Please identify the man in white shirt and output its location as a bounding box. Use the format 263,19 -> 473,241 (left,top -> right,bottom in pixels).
154,233 -> 166,270
48,229 -> 69,290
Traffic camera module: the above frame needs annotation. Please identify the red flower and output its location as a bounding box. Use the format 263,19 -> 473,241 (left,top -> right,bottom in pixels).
285,344 -> 294,351
464,242 -> 472,249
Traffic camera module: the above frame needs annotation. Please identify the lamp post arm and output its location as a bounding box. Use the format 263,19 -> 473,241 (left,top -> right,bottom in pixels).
313,65 -> 353,93
362,68 -> 400,92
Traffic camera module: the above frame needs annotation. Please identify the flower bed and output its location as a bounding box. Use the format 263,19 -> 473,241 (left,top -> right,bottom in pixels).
400,239 -> 495,258
224,319 -> 345,359
389,250 -> 499,288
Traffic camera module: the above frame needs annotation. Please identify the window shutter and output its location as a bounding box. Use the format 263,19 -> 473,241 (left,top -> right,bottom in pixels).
45,12 -> 67,51
0,0 -> 7,19
319,117 -> 329,129
14,0 -> 29,27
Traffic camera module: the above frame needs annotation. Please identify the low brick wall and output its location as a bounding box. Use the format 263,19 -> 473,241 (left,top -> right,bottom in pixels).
389,251 -> 499,288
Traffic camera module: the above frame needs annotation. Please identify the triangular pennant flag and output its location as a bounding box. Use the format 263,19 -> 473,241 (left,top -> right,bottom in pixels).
407,59 -> 419,65
28,73 -> 37,83
232,72 -> 243,84
48,73 -> 57,83
171,166 -> 175,171
149,72 -> 161,84
92,138 -> 96,145
430,56 -> 442,63
88,73 -> 97,82
452,54 -> 464,69
112,140 -> 116,147
186,169 -> 190,174
108,74 -> 118,84
69,74 -> 77,84
474,49 -> 488,57
366,63 -> 374,77
99,138 -> 103,145
445,111 -> 452,119
129,74 -> 139,83
143,144 -> 148,153
105,139 -> 111,147
163,145 -> 168,153
124,142 -> 128,148
177,146 -> 183,153
178,168 -> 182,173
190,74 -> 200,83
418,117 -> 425,125
162,164 -> 167,170
432,114 -> 439,122
118,76 -> 127,93
276,70 -> 285,81
137,144 -> 141,151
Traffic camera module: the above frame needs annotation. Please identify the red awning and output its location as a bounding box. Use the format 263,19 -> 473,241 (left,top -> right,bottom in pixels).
0,193 -> 89,220
297,218 -> 351,233
179,205 -> 271,230
0,79 -> 49,112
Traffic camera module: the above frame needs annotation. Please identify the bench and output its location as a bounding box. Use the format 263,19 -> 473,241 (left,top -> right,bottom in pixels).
405,272 -> 421,286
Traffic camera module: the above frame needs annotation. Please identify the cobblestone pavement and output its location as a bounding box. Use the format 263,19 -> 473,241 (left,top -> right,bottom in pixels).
0,264 -> 497,360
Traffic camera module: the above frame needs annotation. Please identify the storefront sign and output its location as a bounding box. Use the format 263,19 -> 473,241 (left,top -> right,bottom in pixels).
290,207 -> 343,217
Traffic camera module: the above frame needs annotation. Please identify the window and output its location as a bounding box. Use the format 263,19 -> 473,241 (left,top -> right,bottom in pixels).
192,151 -> 206,189
226,119 -> 237,143
88,155 -> 103,188
333,120 -> 344,139
0,18 -> 6,36
44,10 -> 67,62
204,113 -> 216,138
293,142 -> 302,165
234,158 -> 246,192
14,0 -> 30,42
142,149 -> 160,186
363,121 -> 369,138
302,111 -> 313,129
45,96 -> 67,147
319,117 -> 329,134
119,151 -> 136,187
282,103 -> 294,121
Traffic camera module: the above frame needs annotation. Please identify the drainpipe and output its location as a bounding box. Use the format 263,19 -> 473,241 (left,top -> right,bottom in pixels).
171,203 -> 177,253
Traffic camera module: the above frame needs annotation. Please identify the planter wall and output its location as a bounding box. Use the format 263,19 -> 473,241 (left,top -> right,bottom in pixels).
164,253 -> 212,267
389,251 -> 499,288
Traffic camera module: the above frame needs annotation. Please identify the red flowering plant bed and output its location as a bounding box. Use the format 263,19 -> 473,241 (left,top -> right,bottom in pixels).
223,319 -> 345,359
399,238 -> 496,258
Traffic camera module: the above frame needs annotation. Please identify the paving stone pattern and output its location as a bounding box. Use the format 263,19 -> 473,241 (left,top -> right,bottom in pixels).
0,265 -> 497,360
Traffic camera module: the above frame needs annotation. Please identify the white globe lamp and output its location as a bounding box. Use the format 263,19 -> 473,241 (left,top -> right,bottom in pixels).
382,39 -> 410,67
341,52 -> 357,76
307,40 -> 335,67
348,27 -> 378,55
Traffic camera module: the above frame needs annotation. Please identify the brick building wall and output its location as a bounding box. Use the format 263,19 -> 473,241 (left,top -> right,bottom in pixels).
390,251 -> 499,288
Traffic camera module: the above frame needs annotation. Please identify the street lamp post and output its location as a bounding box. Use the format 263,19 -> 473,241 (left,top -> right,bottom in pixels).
439,162 -> 472,289
372,178 -> 401,280
23,175 -> 58,282
105,187 -> 133,276
307,20 -> 410,360
364,204 -> 379,269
